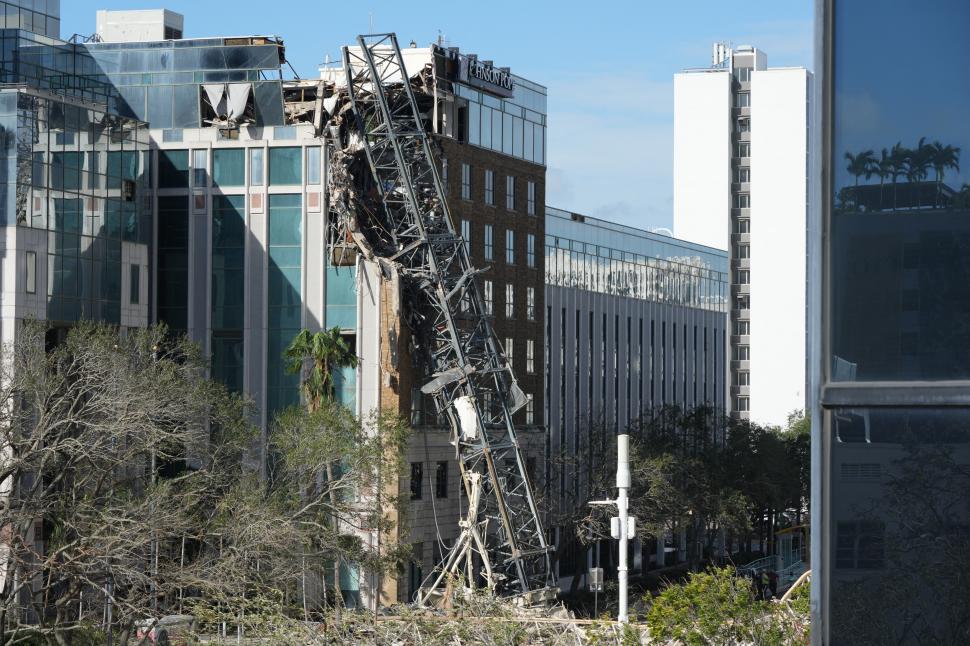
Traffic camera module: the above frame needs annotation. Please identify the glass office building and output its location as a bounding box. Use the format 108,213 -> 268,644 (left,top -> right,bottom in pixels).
815,1 -> 970,642
544,208 -> 727,585
0,5 -> 149,342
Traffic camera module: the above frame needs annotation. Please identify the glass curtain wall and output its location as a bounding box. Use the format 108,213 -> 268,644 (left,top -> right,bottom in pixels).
212,194 -> 245,393
0,89 -> 147,324
819,1 -> 970,642
267,193 -> 302,416
156,195 -> 188,332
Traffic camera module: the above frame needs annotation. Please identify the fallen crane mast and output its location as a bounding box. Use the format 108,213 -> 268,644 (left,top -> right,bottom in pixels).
327,33 -> 556,606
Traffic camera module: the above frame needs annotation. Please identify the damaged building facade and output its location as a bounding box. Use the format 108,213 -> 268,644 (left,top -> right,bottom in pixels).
76,13 -> 551,607
544,207 -> 728,591
0,3 -> 732,610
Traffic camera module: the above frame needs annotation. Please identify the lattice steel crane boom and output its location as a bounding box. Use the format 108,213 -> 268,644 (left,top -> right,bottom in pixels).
331,33 -> 556,604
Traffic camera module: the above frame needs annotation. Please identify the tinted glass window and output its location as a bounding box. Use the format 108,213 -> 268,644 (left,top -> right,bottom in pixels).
158,149 -> 189,189
268,147 -> 301,186
832,1 -> 970,381
828,407 -> 970,642
212,148 -> 245,187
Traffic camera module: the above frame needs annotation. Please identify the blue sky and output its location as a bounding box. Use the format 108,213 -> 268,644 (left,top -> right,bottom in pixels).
64,1 -> 813,231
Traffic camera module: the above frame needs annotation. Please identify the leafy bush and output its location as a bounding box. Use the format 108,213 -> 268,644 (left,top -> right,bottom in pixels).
646,566 -> 807,645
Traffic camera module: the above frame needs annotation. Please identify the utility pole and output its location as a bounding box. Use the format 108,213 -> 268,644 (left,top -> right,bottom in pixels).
588,432 -> 635,623
616,433 -> 631,623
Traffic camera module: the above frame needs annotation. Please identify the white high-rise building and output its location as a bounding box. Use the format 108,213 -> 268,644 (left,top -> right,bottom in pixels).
673,45 -> 811,426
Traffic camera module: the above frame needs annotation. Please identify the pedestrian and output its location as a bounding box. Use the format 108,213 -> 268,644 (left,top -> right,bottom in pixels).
759,570 -> 769,600
767,570 -> 778,599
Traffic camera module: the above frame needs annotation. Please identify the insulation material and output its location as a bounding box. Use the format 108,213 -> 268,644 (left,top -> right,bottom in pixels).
453,396 -> 480,440
203,83 -> 226,116
226,83 -> 252,121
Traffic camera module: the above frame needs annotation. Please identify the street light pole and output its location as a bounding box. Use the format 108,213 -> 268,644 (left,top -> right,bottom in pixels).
616,433 -> 630,624
588,432 -> 635,624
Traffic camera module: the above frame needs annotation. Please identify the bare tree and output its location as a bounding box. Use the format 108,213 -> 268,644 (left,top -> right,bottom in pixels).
0,321 -> 253,645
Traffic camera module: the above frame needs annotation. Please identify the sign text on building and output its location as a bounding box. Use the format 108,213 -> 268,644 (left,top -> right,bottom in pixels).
459,56 -> 514,98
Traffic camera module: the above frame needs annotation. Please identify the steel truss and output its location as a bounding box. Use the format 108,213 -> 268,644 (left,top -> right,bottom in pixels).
338,33 -> 556,603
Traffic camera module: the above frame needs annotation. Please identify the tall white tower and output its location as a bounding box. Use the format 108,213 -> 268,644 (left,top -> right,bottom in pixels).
673,45 -> 811,427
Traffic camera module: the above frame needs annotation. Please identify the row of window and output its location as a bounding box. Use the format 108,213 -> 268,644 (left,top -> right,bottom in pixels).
460,221 -> 537,267
22,249 -> 140,305
504,336 -> 538,374
410,451 -> 540,501
482,281 -> 537,323
456,162 -> 537,215
158,146 -> 322,190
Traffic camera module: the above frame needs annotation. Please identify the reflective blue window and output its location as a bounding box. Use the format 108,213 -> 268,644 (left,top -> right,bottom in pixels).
212,194 -> 245,393
212,148 -> 244,187
267,193 -> 302,416
268,146 -> 301,186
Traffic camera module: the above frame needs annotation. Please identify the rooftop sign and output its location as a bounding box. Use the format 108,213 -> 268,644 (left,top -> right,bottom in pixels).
459,55 -> 514,98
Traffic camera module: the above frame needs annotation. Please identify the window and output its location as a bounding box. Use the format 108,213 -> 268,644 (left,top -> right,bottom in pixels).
249,148 -> 264,186
410,462 -> 423,500
159,149 -> 189,189
506,229 -> 515,264
130,264 -> 140,305
269,147 -> 302,185
736,67 -> 752,82
737,117 -> 750,133
212,148 -> 245,187
441,158 -> 448,194
484,280 -> 493,315
526,286 -> 535,321
434,461 -> 448,499
192,149 -> 207,187
505,284 -> 514,319
485,169 -> 494,205
736,244 -> 750,259
307,147 -> 322,184
735,167 -> 750,183
506,175 -> 515,210
484,224 -> 493,261
461,219 -> 470,255
526,339 -> 535,373
736,92 -> 750,107
734,193 -> 750,208
734,371 -> 750,386
527,233 -> 535,267
735,396 -> 750,411
737,142 -> 751,158
736,294 -> 751,310
737,320 -> 750,335
734,345 -> 750,361
527,181 -> 536,215
505,337 -> 514,367
735,269 -> 750,284
836,522 -> 885,570
25,251 -> 35,294
526,394 -> 534,425
736,219 -> 750,234
461,163 -> 471,200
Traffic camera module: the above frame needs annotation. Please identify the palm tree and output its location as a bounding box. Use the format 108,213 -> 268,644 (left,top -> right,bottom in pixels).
285,326 -> 358,413
907,137 -> 933,209
928,140 -> 961,207
284,326 -> 358,618
888,142 -> 910,211
877,148 -> 893,210
845,149 -> 876,187
844,150 -> 875,212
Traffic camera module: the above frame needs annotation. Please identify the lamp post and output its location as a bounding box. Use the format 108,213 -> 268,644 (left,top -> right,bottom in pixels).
588,432 -> 636,623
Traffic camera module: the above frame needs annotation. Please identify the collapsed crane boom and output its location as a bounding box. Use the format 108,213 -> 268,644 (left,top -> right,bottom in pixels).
333,33 -> 556,603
